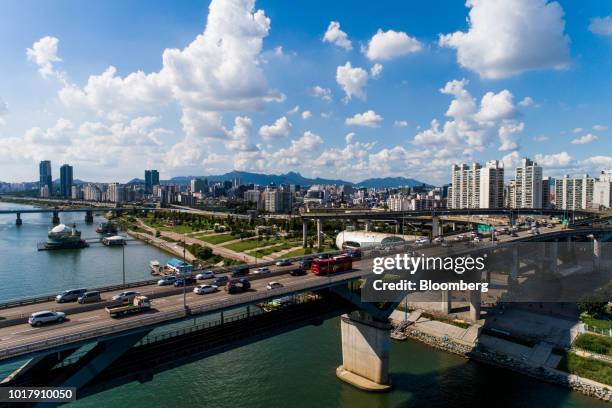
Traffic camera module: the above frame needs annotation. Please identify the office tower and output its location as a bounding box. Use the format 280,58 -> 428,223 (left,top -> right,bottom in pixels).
555,174 -> 595,210
39,160 -> 52,197
145,169 -> 159,194
60,164 -> 73,198
512,158 -> 542,208
190,178 -> 207,193
541,177 -> 552,208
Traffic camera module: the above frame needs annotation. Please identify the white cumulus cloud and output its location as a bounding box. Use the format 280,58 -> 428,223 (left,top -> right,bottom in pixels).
439,0 -> 570,79
301,111 -> 311,120
258,116 -> 292,139
571,133 -> 598,145
364,29 -> 422,60
309,86 -> 332,102
394,120 -> 408,128
336,62 -> 369,101
345,110 -> 383,128
26,36 -> 63,79
589,15 -> 612,36
592,124 -> 608,132
323,21 -> 352,50
370,63 -> 383,79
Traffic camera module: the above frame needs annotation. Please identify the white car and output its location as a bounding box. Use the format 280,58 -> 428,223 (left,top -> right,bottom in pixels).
157,276 -> 177,286
433,236 -> 444,243
28,311 -> 66,327
267,281 -> 283,290
455,235 -> 465,241
415,238 -> 430,245
193,284 -> 218,295
253,267 -> 271,275
473,236 -> 482,242
111,291 -> 140,302
196,271 -> 215,280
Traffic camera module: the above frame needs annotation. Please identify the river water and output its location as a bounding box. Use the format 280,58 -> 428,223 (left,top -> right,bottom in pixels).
0,202 -> 605,408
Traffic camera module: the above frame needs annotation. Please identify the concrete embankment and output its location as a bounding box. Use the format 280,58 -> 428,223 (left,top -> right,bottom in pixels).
391,313 -> 612,403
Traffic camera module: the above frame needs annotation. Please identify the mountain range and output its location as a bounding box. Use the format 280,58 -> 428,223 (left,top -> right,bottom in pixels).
128,171 -> 433,188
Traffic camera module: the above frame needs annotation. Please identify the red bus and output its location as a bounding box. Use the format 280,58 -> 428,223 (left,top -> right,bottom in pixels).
311,255 -> 353,276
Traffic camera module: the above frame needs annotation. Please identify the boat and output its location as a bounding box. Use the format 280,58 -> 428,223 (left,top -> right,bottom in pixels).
40,224 -> 88,250
102,235 -> 126,246
96,221 -> 118,234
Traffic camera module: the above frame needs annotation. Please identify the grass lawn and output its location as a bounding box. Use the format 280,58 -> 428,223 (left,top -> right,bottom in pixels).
558,352 -> 612,386
224,238 -> 281,252
574,333 -> 612,356
280,245 -> 335,259
197,233 -> 237,245
581,313 -> 612,332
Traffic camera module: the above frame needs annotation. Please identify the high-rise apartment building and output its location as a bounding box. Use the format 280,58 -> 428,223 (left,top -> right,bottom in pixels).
542,177 -> 552,208
449,161 -> 503,209
144,170 -> 160,194
555,174 -> 595,210
512,158 -> 542,208
190,178 -> 208,193
263,189 -> 292,213
39,160 -> 52,197
60,164 -> 73,198
593,171 -> 612,209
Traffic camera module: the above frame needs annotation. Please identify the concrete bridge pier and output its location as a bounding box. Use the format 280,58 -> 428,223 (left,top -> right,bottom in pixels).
85,210 -> 94,223
440,289 -> 452,313
15,212 -> 22,226
394,222 -> 400,234
365,220 -> 372,232
316,219 -> 323,249
337,311 -> 391,392
52,210 -> 60,225
469,290 -> 481,321
593,237 -> 601,273
431,216 -> 440,237
302,220 -> 308,248
510,245 -> 519,281
550,239 -> 559,273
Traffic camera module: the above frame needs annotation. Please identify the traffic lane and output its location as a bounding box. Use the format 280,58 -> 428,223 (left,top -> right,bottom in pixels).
0,270 -> 334,347
0,264 -> 300,322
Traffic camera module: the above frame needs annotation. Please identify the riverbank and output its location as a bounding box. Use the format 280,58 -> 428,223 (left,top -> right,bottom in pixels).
390,311 -> 612,403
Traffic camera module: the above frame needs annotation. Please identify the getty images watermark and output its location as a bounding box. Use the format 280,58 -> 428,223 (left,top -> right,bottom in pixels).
369,253 -> 489,293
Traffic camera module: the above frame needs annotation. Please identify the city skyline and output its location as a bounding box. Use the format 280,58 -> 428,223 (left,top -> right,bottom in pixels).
0,0 -> 611,184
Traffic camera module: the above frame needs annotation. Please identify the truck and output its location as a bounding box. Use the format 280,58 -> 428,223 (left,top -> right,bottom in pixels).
105,295 -> 151,317
225,278 -> 251,294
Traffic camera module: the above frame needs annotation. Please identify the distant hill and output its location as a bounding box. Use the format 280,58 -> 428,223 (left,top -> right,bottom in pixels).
356,177 -> 433,189
164,171 -> 433,188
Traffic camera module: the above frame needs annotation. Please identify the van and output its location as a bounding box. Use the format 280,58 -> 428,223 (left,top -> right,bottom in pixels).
78,291 -> 101,304
56,288 -> 87,303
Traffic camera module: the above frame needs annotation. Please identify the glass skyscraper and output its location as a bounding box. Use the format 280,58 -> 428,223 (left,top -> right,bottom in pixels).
60,164 -> 73,198
39,160 -> 52,197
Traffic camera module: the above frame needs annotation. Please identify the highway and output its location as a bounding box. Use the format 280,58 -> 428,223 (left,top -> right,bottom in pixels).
0,222 -> 594,361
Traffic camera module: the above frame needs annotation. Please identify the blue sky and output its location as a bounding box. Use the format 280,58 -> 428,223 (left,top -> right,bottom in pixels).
0,0 -> 610,184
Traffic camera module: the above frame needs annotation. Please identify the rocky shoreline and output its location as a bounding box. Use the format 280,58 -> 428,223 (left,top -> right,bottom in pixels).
401,325 -> 612,403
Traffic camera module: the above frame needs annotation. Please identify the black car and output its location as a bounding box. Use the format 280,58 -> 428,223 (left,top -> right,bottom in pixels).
174,277 -> 197,287
231,266 -> 250,278
298,259 -> 313,270
290,268 -> 307,276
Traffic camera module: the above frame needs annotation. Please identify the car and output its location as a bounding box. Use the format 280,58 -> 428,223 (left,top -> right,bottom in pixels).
433,236 -> 444,243
196,271 -> 215,280
213,276 -> 230,286
112,291 -> 140,303
193,284 -> 218,295
473,236 -> 481,242
174,277 -> 197,287
275,259 -> 292,266
231,266 -> 250,278
511,232 -> 518,237
298,259 -> 313,270
252,267 -> 271,275
316,253 -> 332,260
28,311 -> 66,327
226,278 -> 251,294
157,276 -> 177,286
415,238 -> 430,245
56,288 -> 87,303
344,250 -> 362,260
454,235 -> 465,241
267,281 -> 283,290
290,268 -> 306,276
77,291 -> 101,304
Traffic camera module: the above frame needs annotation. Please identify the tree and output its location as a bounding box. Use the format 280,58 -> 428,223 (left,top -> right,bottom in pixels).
155,230 -> 161,238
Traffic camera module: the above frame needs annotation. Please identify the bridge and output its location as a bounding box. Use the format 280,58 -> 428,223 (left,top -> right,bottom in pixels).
0,206 -> 158,225
300,207 -> 597,248
0,220 -> 609,399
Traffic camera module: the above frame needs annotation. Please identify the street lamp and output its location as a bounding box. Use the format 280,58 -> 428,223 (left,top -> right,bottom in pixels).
122,240 -> 126,288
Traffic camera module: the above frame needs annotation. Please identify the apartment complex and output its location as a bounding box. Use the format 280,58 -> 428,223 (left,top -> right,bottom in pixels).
449,161 -> 503,209
511,158 -> 542,208
555,174 -> 595,210
593,171 -> 612,209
